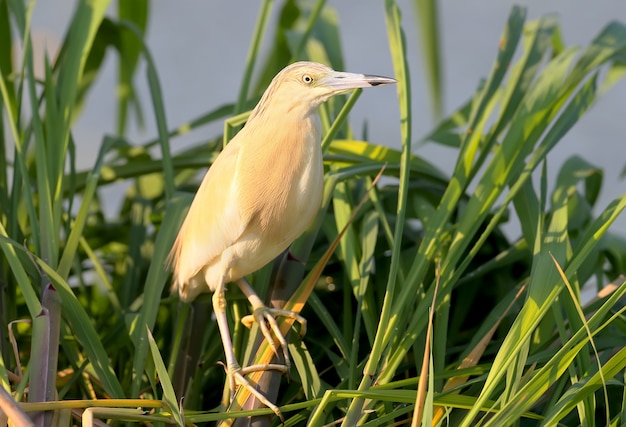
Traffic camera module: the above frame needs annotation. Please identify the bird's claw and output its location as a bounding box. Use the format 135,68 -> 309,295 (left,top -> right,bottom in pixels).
222,362 -> 286,421
242,307 -> 307,336
241,306 -> 307,370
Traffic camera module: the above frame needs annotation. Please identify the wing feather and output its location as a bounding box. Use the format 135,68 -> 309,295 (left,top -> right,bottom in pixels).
168,138 -> 248,297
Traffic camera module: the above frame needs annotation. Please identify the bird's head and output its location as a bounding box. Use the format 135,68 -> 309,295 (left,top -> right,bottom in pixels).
249,61 -> 397,120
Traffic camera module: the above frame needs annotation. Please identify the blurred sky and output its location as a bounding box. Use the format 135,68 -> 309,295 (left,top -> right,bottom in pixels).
28,0 -> 626,237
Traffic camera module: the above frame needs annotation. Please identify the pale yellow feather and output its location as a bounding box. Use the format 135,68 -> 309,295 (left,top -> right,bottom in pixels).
166,61 -> 395,417
168,61 -> 396,302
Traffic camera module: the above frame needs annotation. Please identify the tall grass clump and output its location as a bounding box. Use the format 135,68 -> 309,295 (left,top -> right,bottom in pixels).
0,0 -> 625,426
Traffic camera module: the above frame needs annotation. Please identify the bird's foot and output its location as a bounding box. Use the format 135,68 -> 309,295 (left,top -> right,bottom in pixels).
241,306 -> 307,371
224,363 -> 286,421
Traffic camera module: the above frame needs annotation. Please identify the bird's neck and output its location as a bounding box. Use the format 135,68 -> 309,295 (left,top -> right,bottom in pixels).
241,103 -> 322,180
249,100 -> 321,141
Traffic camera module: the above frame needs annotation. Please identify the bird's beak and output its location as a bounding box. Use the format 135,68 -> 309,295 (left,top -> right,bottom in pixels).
322,71 -> 397,92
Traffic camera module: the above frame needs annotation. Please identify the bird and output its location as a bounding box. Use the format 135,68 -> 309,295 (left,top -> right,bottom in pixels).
168,61 -> 396,417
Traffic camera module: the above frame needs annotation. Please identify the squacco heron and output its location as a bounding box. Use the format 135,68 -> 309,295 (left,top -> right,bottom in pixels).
168,61 -> 396,416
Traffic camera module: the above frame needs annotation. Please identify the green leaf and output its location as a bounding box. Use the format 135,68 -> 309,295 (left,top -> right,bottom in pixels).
130,192 -> 192,397
146,326 -> 184,426
117,0 -> 149,134
412,0 -> 443,120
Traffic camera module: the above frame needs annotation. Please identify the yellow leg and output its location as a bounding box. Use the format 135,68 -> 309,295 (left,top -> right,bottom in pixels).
236,278 -> 307,374
212,278 -> 285,419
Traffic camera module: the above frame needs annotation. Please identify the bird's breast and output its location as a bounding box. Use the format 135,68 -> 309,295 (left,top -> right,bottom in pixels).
238,114 -> 324,247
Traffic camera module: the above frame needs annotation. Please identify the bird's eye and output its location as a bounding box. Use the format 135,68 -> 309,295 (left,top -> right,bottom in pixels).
302,74 -> 313,84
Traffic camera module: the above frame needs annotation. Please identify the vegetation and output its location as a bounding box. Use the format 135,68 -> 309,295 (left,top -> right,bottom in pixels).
1,0 -> 625,425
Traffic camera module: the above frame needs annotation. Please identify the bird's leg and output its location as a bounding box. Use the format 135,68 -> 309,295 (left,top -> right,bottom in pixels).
236,278 -> 307,372
212,278 -> 285,419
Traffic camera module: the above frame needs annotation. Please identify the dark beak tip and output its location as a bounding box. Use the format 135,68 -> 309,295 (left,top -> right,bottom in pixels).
369,78 -> 398,87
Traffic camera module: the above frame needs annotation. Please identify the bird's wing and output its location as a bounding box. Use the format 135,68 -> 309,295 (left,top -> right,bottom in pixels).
169,139 -> 248,290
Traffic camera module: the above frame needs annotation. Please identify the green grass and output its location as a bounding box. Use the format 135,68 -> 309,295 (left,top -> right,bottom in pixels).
1,1 -> 626,426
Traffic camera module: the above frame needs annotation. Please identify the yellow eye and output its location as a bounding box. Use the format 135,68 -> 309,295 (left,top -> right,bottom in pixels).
302,74 -> 313,84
